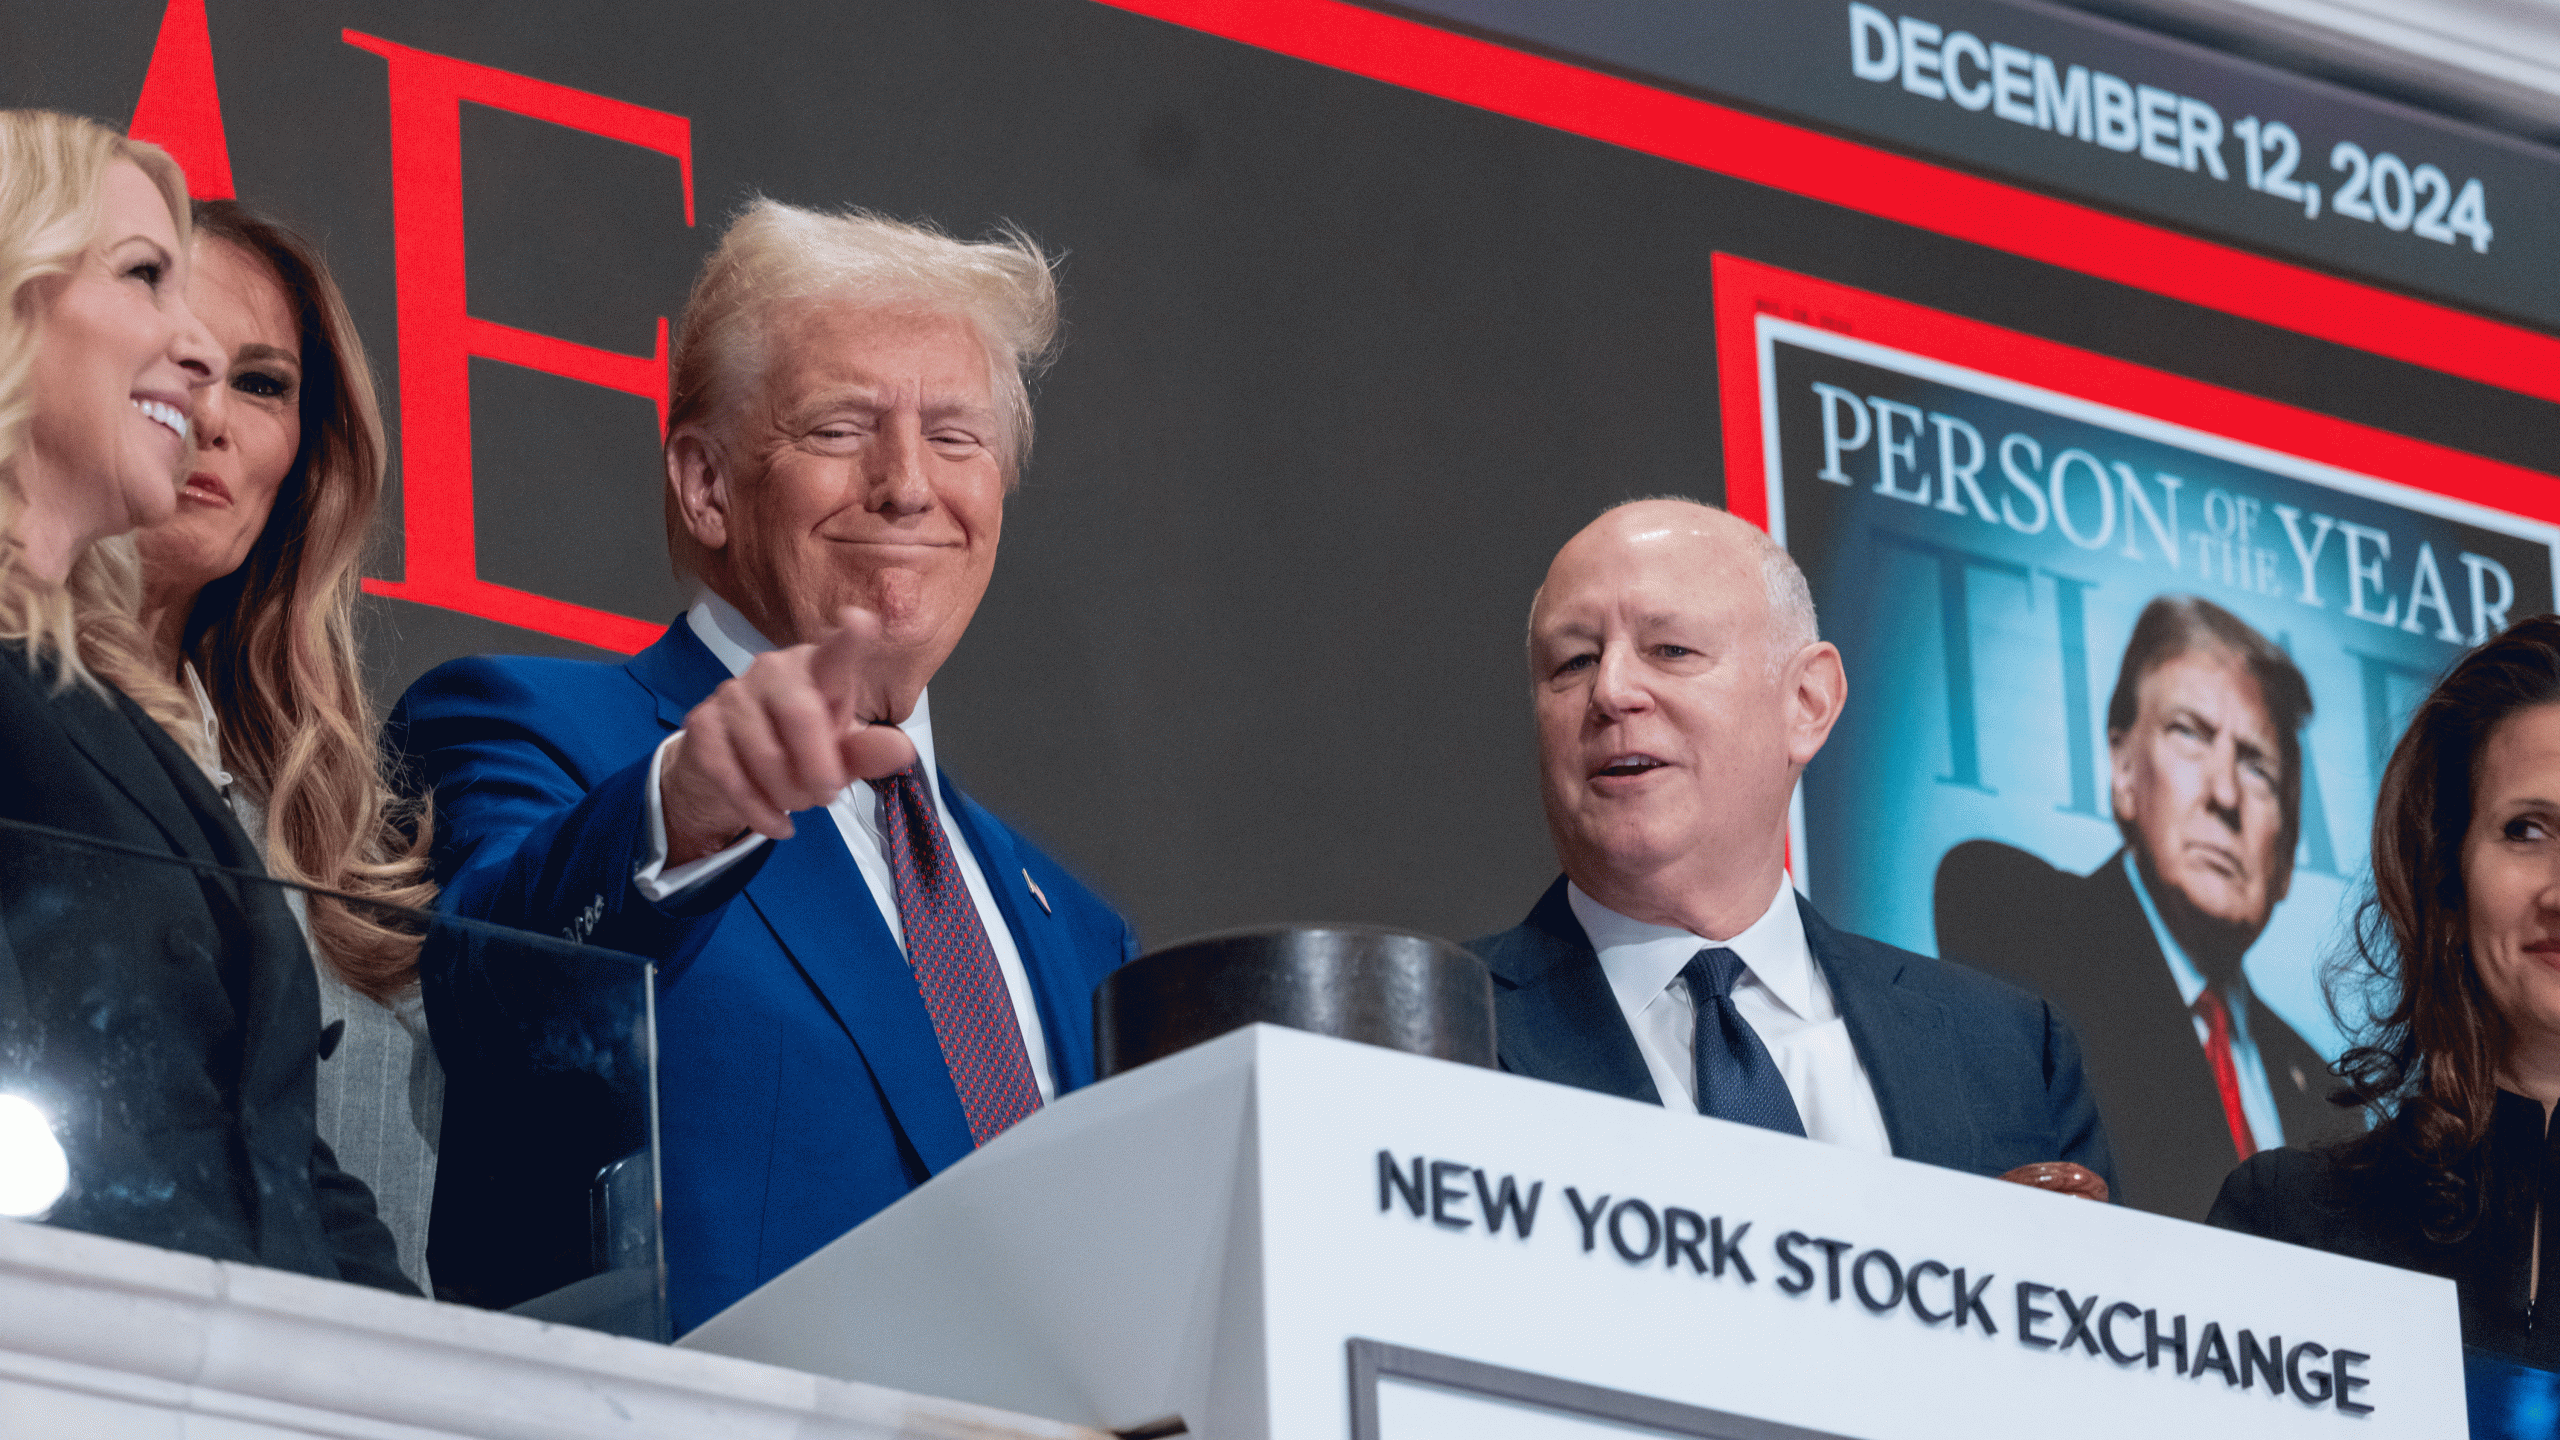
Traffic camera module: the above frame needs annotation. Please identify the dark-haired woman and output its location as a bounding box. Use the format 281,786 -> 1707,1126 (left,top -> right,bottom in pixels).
2211,612 -> 2560,1367
118,199 -> 439,1292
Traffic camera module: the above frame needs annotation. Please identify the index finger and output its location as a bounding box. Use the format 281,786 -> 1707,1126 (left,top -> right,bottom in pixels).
808,605 -> 887,723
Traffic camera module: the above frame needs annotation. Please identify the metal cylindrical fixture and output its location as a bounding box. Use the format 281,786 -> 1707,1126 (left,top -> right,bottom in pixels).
1094,925 -> 1496,1078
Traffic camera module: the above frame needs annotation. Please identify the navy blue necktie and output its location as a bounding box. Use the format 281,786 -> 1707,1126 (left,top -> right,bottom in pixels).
1681,947 -> 1807,1136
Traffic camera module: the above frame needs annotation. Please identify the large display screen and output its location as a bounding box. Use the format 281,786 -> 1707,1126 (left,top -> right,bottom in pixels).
1719,254 -> 2560,1214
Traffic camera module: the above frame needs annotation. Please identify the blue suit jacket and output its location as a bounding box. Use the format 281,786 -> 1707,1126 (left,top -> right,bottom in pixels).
391,620 -> 1137,1332
1470,879 -> 2117,1188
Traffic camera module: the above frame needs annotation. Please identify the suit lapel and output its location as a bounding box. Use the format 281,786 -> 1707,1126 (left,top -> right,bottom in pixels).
2076,859 -> 2349,1154
51,683 -> 221,861
1483,879 -> 1660,1105
937,774 -> 1096,1092
625,620 -> 990,1172
2087,855 -> 2225,1065
2252,990 -> 2355,1144
622,617 -> 732,731
739,830 -> 978,1172
2080,858 -> 2243,1139
1803,895 -> 1971,1170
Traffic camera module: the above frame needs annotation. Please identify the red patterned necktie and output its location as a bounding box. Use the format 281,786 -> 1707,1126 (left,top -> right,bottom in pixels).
869,765 -> 1041,1146
2192,985 -> 2256,1162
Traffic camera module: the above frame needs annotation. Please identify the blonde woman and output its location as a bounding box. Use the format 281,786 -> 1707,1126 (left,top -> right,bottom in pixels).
125,199 -> 438,1292
0,110 -> 409,1292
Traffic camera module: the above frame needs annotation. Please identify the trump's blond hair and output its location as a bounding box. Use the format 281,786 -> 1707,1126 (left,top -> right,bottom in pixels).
662,200 -> 1059,579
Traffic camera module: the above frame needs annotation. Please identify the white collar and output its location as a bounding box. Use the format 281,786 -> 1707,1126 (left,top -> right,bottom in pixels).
179,659 -> 235,792
2124,849 -> 2236,1015
1572,874 -> 1815,1019
684,592 -> 941,781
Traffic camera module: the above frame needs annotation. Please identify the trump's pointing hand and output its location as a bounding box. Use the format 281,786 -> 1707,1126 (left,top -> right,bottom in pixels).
660,607 -> 921,865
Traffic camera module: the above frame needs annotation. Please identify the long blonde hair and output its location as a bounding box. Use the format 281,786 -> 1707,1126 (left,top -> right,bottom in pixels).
119,202 -> 434,1001
0,111 -> 190,691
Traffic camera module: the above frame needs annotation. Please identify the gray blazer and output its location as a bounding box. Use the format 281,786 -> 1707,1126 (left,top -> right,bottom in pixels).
227,785 -> 442,1295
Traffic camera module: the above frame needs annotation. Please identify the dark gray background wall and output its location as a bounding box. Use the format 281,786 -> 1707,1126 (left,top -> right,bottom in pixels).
5,0 -> 2555,951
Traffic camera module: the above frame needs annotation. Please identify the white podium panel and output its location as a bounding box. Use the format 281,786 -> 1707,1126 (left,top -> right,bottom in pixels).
682,1024 -> 2462,1439
0,1215 -> 1104,1440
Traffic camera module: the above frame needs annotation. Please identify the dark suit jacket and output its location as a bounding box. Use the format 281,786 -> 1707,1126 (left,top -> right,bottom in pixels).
1934,841 -> 2360,1222
1469,878 -> 2116,1187
0,643 -> 407,1291
392,618 -> 1138,1333
2209,1090 -> 2556,1369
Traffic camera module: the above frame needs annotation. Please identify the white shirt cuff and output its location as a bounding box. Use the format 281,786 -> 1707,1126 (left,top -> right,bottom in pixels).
632,730 -> 768,902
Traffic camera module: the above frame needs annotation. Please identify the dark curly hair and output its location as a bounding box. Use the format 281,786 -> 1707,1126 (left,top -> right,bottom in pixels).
2330,612 -> 2560,1238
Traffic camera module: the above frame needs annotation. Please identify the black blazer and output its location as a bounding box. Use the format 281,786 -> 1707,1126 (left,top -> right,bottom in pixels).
0,643 -> 407,1291
2209,1091 -> 2559,1369
1934,841 -> 2361,1221
1470,878 -> 2117,1187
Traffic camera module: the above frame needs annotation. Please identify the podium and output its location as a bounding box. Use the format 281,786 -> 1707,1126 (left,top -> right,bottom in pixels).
681,1024 -> 2463,1438
0,1216 -> 1102,1439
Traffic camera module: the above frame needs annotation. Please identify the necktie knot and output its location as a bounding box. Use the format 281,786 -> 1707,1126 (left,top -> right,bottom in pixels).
2190,983 -> 2225,1026
867,764 -> 922,797
1682,946 -> 1749,1002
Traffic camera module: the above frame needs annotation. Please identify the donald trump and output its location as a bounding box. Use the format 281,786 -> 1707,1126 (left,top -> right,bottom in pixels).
395,201 -> 1136,1330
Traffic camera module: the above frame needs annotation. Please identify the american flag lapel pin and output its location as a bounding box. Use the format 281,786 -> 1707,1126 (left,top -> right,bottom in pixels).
1023,869 -> 1052,915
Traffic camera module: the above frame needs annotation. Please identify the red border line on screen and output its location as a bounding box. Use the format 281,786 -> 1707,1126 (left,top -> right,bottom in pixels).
1088,0 -> 2560,411
1709,254 -> 2560,534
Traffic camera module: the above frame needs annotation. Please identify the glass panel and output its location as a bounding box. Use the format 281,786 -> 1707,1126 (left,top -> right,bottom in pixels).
0,815 -> 664,1341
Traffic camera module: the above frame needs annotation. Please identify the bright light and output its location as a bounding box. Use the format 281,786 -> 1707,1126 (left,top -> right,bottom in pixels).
0,1093 -> 69,1219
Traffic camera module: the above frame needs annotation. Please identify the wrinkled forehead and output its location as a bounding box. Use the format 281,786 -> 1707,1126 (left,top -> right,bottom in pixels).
742,293 -> 998,399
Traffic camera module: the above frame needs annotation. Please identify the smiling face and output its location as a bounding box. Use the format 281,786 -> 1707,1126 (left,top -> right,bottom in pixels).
17,160 -> 216,577
2110,645 -> 2292,950
135,236 -> 302,603
682,302 -> 1004,663
1528,502 -> 1841,932
2462,702 -> 2560,1067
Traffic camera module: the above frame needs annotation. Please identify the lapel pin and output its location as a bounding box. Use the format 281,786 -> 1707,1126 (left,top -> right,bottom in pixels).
1023,869 -> 1052,915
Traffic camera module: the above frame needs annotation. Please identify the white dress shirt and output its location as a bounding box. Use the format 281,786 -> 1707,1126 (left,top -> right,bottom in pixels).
2122,852 -> 2282,1149
628,595 -> 1056,1101
1571,877 -> 1892,1155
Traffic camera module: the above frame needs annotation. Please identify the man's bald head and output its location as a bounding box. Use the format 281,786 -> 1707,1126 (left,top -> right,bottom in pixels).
1529,498 -> 1819,674
1524,497 -> 1846,936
